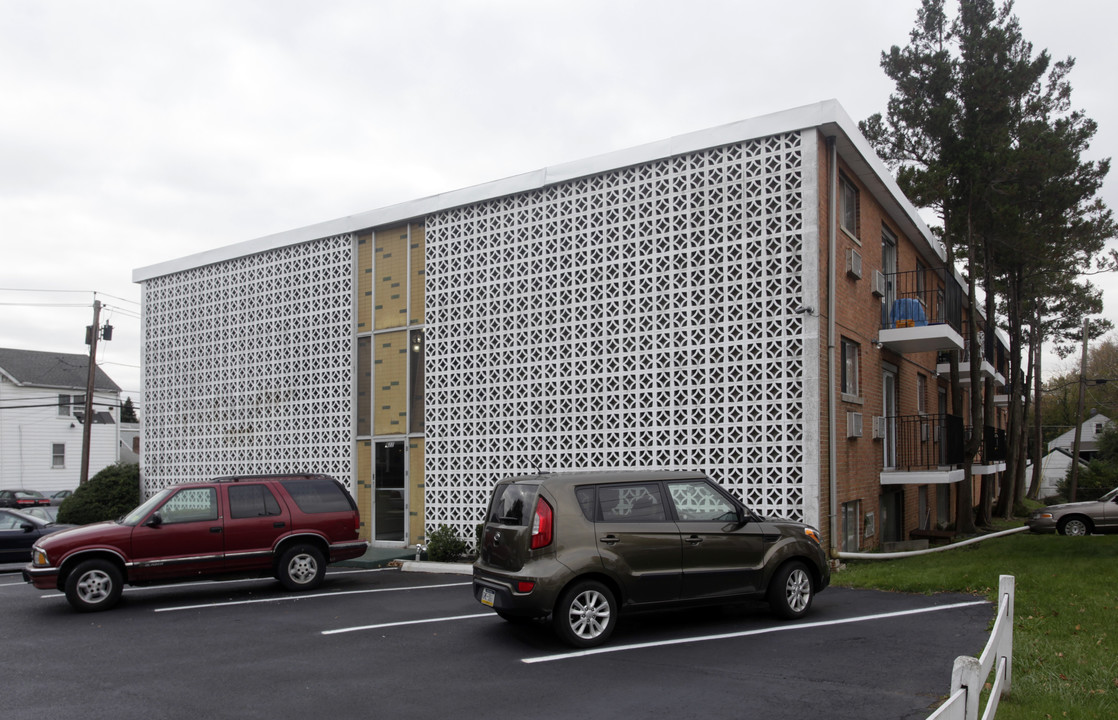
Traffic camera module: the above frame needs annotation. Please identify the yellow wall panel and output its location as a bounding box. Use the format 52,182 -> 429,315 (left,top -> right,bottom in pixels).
374,330 -> 408,435
356,440 -> 372,541
410,224 -> 425,326
375,226 -> 408,330
408,438 -> 425,543
357,232 -> 373,332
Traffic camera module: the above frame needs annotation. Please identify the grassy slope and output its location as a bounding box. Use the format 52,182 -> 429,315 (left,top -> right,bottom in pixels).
832,532 -> 1117,718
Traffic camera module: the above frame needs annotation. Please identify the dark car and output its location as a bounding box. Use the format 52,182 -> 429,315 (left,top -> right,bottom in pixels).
0,489 -> 52,509
20,506 -> 60,523
473,470 -> 830,647
0,509 -> 74,564
1027,487 -> 1118,536
24,474 -> 368,612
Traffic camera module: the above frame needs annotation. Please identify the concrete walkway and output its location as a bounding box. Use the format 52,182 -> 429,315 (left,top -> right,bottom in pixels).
333,545 -> 474,575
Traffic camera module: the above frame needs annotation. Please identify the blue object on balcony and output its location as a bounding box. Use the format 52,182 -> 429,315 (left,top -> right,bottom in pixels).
891,298 -> 927,328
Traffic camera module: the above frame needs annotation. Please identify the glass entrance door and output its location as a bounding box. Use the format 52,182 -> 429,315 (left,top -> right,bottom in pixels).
374,441 -> 406,542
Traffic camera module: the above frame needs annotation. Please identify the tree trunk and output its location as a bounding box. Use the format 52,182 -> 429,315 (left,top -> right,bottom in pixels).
1027,322 -> 1044,499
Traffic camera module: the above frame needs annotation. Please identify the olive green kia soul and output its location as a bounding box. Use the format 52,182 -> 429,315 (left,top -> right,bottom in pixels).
473,470 -> 830,647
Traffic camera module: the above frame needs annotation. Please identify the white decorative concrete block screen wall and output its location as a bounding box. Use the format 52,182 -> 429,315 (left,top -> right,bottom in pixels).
424,132 -> 807,541
141,235 -> 355,492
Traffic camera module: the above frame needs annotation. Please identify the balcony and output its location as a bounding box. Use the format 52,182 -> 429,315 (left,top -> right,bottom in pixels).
936,333 -> 998,385
880,413 -> 966,485
877,269 -> 964,354
969,425 -> 1008,475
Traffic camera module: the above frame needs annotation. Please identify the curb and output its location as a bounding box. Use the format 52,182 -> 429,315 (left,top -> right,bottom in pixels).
392,560 -> 474,575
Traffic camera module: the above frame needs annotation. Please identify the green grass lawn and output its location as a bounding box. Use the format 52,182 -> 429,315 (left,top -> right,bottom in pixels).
832,530 -> 1117,719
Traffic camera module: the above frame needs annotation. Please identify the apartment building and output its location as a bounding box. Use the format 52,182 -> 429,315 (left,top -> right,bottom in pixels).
132,100 -> 1008,554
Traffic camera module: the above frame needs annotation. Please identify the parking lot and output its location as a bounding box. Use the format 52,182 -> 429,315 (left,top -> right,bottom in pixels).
2,565 -> 992,719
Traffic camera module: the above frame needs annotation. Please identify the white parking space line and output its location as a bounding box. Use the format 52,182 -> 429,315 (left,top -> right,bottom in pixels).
28,567 -> 393,599
154,581 -> 471,612
322,612 -> 494,635
521,600 -> 988,664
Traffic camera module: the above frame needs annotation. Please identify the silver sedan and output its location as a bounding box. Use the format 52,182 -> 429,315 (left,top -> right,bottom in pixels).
1027,487 -> 1118,536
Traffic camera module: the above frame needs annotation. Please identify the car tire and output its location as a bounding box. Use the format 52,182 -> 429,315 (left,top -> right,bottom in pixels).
276,544 -> 326,591
65,559 -> 123,612
553,580 -> 617,648
1058,516 -> 1092,537
768,560 -> 814,620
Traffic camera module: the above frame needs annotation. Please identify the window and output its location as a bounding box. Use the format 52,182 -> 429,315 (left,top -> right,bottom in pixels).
159,487 -> 218,524
58,395 -> 71,417
841,338 -> 860,397
280,478 -> 355,514
917,374 -> 928,414
840,175 -> 859,237
666,480 -> 737,522
51,443 -> 65,468
409,329 -> 425,434
841,501 -> 860,552
597,484 -> 666,522
228,485 -> 282,519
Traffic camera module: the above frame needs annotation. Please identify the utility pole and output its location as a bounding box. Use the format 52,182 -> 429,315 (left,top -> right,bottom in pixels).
80,299 -> 101,485
1068,317 -> 1090,503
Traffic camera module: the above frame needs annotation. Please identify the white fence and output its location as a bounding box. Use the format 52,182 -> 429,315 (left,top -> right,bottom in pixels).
927,574 -> 1015,720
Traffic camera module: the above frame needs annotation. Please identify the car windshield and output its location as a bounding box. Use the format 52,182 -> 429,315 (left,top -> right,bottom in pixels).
1101,487 -> 1118,503
120,488 -> 175,526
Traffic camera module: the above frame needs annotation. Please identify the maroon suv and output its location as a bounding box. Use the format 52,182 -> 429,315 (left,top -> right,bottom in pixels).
24,474 -> 368,612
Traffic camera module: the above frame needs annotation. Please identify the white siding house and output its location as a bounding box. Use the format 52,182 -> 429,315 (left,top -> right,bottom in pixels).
0,348 -> 122,493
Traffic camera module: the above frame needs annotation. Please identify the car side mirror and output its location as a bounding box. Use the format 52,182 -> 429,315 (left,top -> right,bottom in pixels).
21,522 -> 35,533
145,512 -> 164,528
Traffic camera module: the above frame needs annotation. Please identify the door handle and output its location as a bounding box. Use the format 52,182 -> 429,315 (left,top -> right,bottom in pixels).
599,535 -> 620,545
273,522 -> 286,528
685,535 -> 704,545
210,527 -> 222,533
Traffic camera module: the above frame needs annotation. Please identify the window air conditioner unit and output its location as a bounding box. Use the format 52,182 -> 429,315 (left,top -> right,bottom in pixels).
872,416 -> 887,440
871,269 -> 886,297
847,411 -> 864,438
846,248 -> 863,279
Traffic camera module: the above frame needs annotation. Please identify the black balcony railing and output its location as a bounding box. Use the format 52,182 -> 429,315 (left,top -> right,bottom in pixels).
967,425 -> 1008,465
893,413 -> 965,471
881,268 -> 962,333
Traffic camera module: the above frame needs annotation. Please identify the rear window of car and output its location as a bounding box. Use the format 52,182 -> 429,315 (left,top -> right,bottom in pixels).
279,478 -> 355,514
487,483 -> 538,526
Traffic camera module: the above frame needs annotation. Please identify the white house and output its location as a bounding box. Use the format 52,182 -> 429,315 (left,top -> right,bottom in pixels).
0,348 -> 122,493
1024,414 -> 1112,499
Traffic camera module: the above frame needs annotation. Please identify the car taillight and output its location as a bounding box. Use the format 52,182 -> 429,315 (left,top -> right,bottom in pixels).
530,497 -> 553,550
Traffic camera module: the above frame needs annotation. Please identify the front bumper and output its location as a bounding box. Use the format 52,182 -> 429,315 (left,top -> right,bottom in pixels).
1026,514 -> 1057,533
22,564 -> 60,589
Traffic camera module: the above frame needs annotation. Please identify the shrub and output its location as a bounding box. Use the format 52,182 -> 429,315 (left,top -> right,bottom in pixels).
58,462 -> 141,525
426,524 -> 468,563
1055,459 -> 1117,502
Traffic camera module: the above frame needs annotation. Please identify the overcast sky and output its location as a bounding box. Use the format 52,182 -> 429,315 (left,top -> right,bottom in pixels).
2,0 -> 1115,407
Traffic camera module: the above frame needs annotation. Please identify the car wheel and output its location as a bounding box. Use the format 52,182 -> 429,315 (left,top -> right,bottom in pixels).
1058,516 -> 1092,536
553,580 -> 617,648
768,560 -> 813,620
65,559 -> 123,612
277,544 -> 326,590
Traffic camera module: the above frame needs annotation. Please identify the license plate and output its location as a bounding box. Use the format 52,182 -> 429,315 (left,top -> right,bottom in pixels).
480,587 -> 495,607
